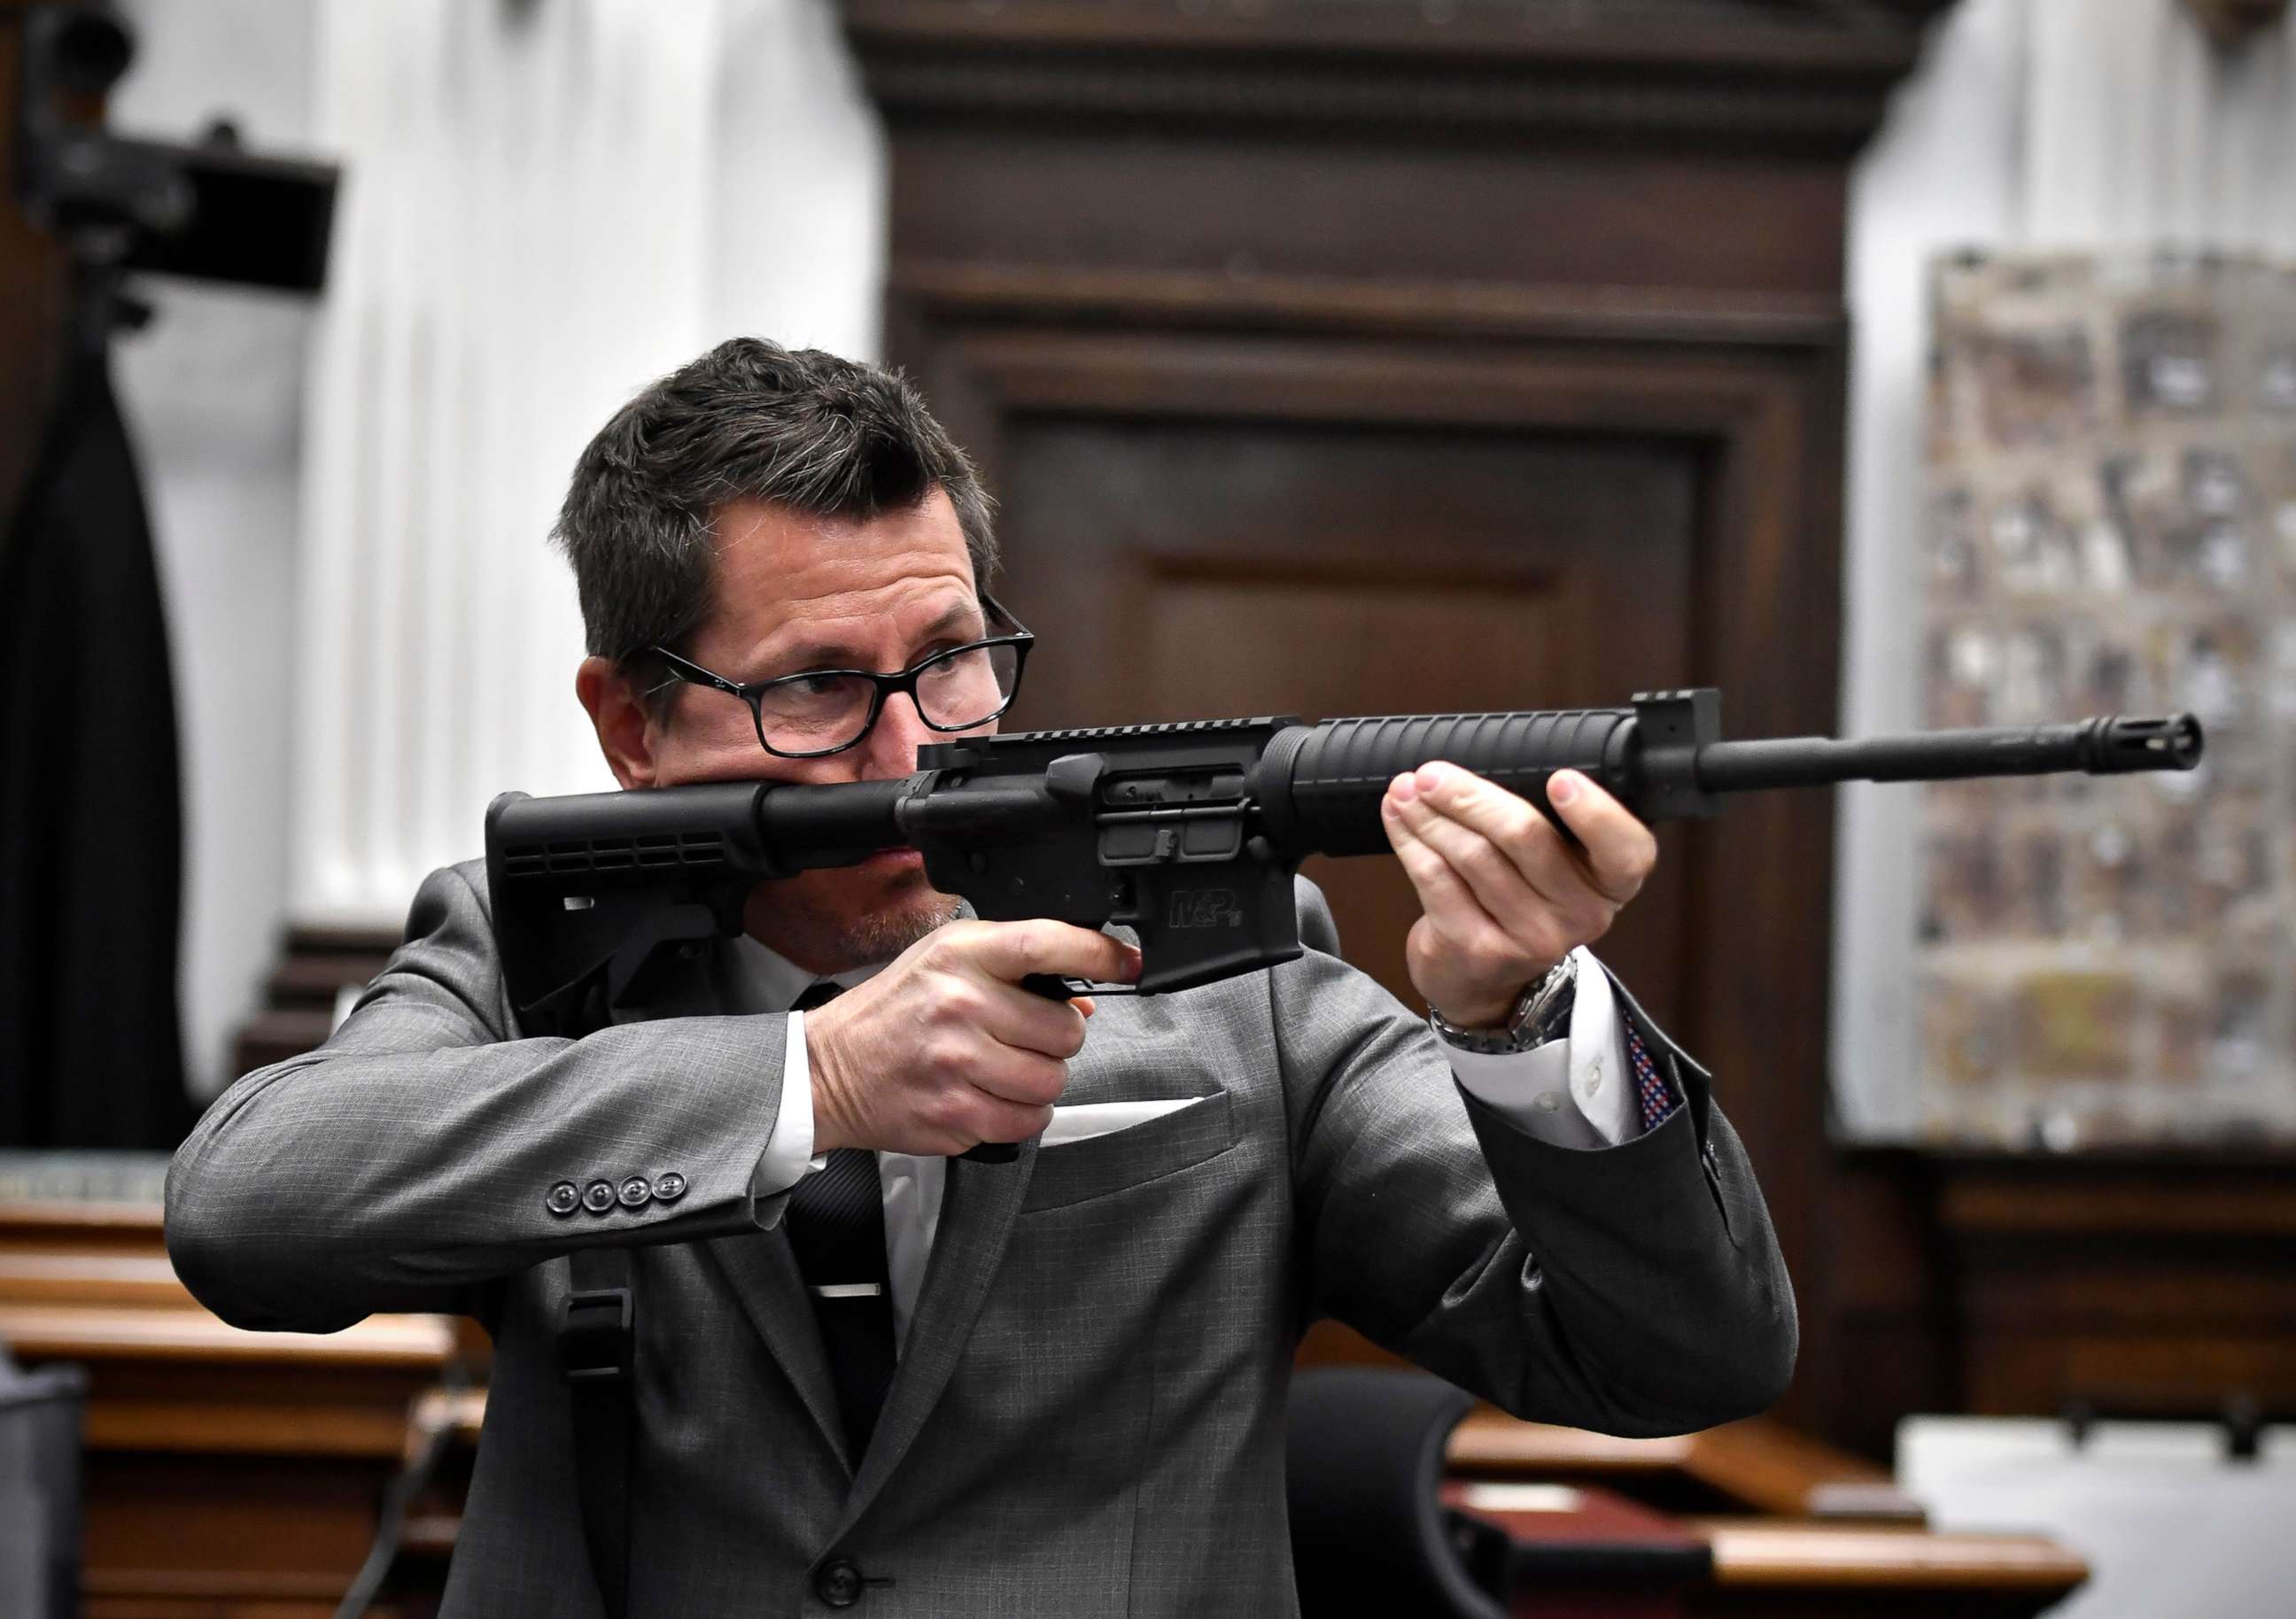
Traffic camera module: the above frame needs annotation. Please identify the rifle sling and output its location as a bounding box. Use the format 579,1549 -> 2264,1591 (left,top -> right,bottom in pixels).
562,1243 -> 635,1618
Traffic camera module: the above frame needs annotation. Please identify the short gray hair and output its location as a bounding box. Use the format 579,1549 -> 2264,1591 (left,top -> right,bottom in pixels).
552,337 -> 997,665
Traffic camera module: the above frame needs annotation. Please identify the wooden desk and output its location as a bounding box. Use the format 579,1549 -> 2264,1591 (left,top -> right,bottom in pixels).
1683,1519 -> 2087,1617
1450,1408 -> 1928,1522
0,1197 -> 458,1619
1446,1408 -> 2088,1618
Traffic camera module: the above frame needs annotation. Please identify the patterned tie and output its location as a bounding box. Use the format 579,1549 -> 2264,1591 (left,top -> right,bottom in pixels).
784,980 -> 897,1462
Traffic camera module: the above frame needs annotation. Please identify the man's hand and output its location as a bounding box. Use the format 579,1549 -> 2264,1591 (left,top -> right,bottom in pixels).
1381,763 -> 1656,1030
804,920 -> 1141,1156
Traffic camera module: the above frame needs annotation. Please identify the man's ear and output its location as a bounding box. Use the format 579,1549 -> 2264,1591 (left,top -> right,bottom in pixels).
577,656 -> 661,788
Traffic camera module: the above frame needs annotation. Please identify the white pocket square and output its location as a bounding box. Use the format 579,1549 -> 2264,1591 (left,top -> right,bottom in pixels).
1041,1096 -> 1207,1148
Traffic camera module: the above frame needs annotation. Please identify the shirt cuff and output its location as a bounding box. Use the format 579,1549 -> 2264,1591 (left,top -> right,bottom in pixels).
1443,948 -> 1639,1149
748,1008 -> 829,1200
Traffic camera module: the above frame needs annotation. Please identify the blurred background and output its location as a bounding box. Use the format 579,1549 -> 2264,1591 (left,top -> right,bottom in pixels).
3,1 -> 2294,1615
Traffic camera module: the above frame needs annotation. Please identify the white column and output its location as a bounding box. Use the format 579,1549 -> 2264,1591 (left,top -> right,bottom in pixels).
293,0 -> 836,926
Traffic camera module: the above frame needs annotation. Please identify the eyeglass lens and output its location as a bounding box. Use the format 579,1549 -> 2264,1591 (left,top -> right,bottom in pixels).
755,640 -> 1021,754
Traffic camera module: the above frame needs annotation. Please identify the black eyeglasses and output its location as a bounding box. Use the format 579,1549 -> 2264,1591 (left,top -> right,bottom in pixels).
641,593 -> 1034,760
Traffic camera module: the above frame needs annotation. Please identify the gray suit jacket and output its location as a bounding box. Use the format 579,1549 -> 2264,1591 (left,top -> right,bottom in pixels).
167,862 -> 1794,1617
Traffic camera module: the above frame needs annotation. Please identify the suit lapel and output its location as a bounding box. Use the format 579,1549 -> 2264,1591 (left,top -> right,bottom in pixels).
835,1137 -> 1038,1525
701,1229 -> 852,1473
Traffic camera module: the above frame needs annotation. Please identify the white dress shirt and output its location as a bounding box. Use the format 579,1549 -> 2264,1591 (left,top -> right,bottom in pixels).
729,936 -> 1639,1348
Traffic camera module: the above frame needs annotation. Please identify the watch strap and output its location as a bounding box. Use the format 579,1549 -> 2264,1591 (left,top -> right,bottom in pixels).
1429,955 -> 1578,1056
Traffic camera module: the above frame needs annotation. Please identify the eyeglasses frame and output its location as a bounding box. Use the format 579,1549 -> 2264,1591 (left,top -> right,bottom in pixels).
638,593 -> 1036,760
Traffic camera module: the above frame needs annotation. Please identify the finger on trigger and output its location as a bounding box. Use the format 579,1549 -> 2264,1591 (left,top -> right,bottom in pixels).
967,1046 -> 1068,1109
989,987 -> 1090,1059
966,1096 -> 1055,1148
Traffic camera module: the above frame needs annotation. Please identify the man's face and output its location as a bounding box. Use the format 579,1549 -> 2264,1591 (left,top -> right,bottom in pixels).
584,488 -> 989,974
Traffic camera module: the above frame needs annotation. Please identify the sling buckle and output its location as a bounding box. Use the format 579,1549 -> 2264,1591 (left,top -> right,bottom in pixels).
560,1285 -> 633,1382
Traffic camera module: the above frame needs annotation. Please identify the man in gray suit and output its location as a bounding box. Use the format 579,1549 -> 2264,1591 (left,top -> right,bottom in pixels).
167,338 -> 1794,1616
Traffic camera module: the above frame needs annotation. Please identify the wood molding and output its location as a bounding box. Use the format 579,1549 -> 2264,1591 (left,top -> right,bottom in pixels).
846,0 -> 1948,154
891,260 -> 1850,349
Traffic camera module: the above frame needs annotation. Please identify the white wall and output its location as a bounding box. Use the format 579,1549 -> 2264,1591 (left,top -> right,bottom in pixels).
287,0 -> 888,930
113,0 -> 885,1093
109,0 -> 316,1096
710,0 -> 886,356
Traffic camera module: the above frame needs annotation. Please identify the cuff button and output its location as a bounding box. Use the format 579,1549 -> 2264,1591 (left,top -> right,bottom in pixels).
545,1181 -> 581,1217
581,1180 -> 617,1214
617,1175 -> 653,1209
653,1171 -> 688,1203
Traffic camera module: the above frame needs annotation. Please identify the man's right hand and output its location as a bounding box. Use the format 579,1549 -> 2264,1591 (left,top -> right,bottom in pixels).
804,920 -> 1142,1157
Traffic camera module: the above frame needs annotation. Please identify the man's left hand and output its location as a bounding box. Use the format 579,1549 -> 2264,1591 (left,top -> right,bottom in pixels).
1381,763 -> 1657,1030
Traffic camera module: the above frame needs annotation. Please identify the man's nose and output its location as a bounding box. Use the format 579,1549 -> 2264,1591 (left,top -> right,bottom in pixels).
858,692 -> 934,779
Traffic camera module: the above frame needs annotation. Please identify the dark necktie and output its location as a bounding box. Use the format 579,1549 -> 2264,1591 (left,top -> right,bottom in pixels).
784,980 -> 897,1461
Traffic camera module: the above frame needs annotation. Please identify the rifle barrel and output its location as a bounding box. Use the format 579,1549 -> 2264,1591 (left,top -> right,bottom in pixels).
1693,713 -> 2202,794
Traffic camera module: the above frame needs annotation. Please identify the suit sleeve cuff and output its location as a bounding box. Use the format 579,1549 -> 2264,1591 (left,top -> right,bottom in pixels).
1445,948 -> 1638,1149
749,1010 -> 826,1200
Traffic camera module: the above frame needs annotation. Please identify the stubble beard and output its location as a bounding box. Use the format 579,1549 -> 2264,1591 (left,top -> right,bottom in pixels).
742,866 -> 962,977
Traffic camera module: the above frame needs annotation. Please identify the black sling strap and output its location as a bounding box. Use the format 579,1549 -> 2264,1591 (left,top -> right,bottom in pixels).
562,1243 -> 636,1617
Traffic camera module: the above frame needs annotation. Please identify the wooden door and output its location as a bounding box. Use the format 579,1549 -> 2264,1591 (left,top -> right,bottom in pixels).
997,411 -> 1701,1021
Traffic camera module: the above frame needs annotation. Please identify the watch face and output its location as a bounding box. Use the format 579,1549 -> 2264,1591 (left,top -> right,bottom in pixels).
1523,957 -> 1578,1033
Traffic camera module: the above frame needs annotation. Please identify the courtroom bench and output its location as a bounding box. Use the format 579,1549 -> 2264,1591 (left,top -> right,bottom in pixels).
0,1183 -> 462,1619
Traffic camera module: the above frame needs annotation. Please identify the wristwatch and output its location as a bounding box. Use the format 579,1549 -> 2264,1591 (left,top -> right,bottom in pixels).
1427,954 -> 1578,1056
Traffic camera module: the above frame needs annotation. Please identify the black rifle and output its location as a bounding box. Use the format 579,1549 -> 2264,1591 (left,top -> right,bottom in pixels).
486,687 -> 2201,1034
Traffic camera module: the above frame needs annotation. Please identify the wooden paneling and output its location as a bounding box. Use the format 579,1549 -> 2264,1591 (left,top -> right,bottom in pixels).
1937,1153 -> 2296,1421
997,407 -> 1700,1015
